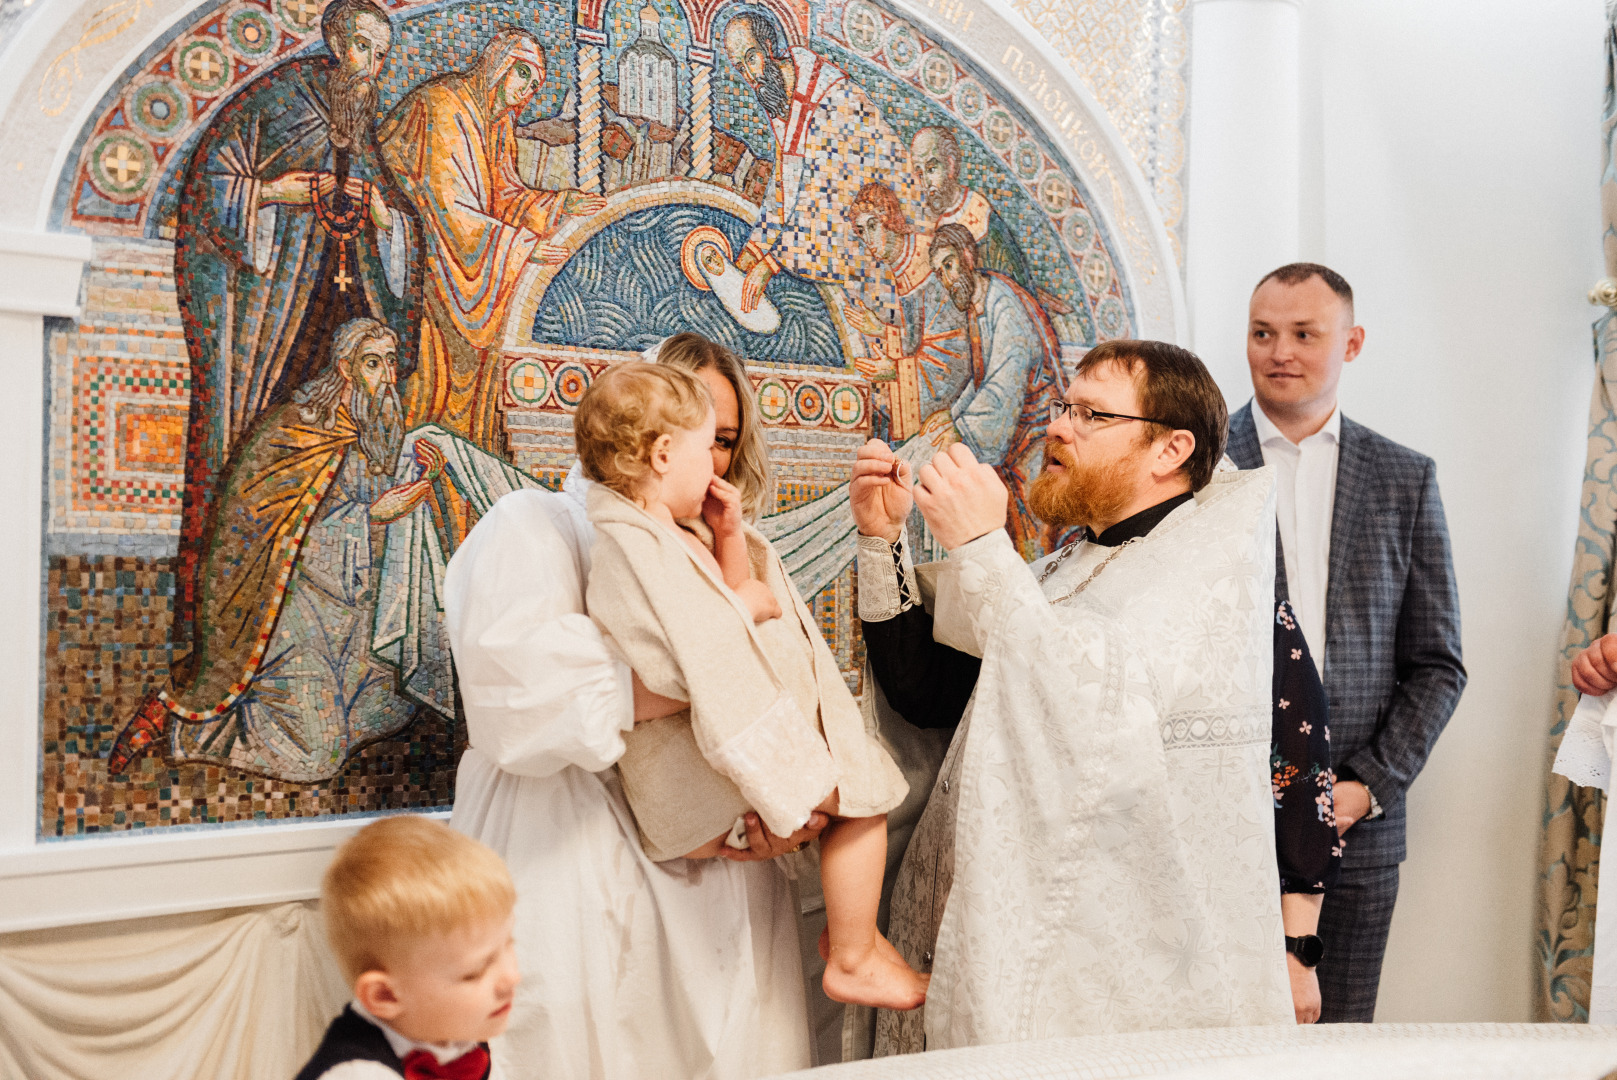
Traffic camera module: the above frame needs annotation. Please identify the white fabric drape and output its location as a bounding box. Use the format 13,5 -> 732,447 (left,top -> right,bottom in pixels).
0,901 -> 346,1080
1551,690 -> 1617,1022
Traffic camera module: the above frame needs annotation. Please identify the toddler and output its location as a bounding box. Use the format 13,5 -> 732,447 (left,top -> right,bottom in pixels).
577,362 -> 926,1010
296,816 -> 519,1080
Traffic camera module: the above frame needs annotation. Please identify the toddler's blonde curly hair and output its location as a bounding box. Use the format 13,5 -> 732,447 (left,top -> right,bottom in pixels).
575,362 -> 714,501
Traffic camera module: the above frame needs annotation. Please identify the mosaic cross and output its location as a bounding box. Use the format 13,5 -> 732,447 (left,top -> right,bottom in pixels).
984,112 -> 1013,147
102,143 -> 140,185
289,0 -> 319,27
185,50 -> 221,83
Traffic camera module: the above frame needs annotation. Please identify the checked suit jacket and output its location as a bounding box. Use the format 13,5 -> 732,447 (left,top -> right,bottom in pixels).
1228,402 -> 1466,869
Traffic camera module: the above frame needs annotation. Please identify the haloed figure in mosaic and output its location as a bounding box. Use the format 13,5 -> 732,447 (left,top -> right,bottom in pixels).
722,10 -> 922,319
169,0 -> 418,748
909,125 -> 1030,288
111,320 -> 447,777
380,28 -> 607,453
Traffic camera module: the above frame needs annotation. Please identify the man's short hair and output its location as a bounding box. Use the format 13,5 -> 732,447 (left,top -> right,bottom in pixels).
322,816 -> 516,982
322,0 -> 390,55
1076,339 -> 1227,491
845,182 -> 912,234
726,10 -> 787,59
930,222 -> 978,267
1254,262 -> 1354,320
915,125 -> 961,163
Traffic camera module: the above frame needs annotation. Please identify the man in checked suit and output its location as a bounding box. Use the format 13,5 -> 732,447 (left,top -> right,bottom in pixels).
1227,262 -> 1467,1022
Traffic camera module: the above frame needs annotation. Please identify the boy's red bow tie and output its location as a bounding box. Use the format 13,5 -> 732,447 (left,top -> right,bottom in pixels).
401,1046 -> 489,1080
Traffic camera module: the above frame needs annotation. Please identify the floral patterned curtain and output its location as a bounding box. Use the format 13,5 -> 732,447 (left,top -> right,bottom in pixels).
1537,8 -> 1617,1023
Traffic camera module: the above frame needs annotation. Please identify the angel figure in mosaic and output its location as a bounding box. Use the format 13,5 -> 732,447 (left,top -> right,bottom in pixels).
170,0 -> 421,709
109,319 -> 538,779
720,10 -> 922,321
379,28 -> 608,454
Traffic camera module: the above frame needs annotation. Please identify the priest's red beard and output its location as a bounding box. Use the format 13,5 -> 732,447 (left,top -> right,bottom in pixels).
1026,439 -> 1140,533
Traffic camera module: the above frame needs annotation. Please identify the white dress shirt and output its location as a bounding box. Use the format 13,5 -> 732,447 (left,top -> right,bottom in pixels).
1252,401 -> 1340,671
315,1000 -> 481,1079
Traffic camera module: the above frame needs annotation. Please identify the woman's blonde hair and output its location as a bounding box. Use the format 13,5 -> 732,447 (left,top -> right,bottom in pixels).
322,816 -> 515,982
574,362 -> 713,502
654,333 -> 774,520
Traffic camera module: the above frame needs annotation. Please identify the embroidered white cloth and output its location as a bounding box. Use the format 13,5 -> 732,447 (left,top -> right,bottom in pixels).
1551,690 -> 1617,1022
878,466 -> 1292,1052
444,466 -> 811,1080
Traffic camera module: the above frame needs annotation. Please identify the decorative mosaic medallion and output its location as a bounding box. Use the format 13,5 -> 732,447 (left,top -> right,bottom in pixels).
952,78 -> 985,123
829,385 -> 864,428
553,363 -> 591,408
883,22 -> 921,74
507,360 -> 550,406
177,40 -> 230,93
91,134 -> 152,197
228,9 -> 277,56
130,82 -> 186,138
920,52 -> 954,98
275,0 -> 323,33
1062,210 -> 1095,251
982,108 -> 1015,150
1096,296 -> 1128,340
1038,172 -> 1070,213
1012,138 -> 1043,180
757,378 -> 790,423
1081,253 -> 1112,294
793,382 -> 828,425
842,1 -> 883,55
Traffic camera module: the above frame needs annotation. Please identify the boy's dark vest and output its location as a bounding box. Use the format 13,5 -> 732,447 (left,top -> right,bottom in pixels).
294,1006 -> 491,1080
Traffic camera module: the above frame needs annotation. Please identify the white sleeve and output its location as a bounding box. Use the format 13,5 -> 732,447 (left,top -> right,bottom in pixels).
314,1062 -> 402,1080
446,490 -> 634,778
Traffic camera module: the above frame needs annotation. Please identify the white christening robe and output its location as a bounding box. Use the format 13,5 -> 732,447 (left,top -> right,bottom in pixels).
1551,690 -> 1617,1022
445,465 -> 811,1080
877,464 -> 1292,1052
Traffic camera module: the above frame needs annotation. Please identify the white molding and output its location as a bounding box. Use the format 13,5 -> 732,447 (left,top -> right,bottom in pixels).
0,813 -> 449,933
0,228 -> 92,317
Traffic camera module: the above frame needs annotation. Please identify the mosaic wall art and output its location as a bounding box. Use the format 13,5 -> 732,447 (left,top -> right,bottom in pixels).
38,0 -> 1139,837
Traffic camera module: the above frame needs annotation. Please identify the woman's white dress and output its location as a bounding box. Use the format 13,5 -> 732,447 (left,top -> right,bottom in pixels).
445,466 -> 811,1080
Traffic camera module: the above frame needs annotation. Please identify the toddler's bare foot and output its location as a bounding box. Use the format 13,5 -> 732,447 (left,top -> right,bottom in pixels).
819,927 -> 909,968
822,936 -> 929,1011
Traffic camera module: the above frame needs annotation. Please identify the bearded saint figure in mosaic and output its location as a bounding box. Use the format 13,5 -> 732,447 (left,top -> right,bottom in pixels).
112,318 -> 536,779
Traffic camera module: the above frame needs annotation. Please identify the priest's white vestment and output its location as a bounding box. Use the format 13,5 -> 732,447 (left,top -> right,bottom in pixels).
444,465 -> 811,1080
876,464 -> 1292,1052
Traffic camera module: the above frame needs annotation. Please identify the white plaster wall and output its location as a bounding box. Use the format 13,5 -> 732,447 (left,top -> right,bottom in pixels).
1287,0 -> 1602,1021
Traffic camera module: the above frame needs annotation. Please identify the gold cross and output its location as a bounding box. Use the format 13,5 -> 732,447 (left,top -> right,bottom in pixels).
290,0 -> 319,26
334,264 -> 353,292
186,50 -> 220,82
102,144 -> 140,184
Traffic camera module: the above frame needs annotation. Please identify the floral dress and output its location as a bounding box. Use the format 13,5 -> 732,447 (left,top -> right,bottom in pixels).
1272,599 -> 1341,893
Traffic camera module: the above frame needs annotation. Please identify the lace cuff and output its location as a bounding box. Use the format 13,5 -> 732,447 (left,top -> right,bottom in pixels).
1553,691 -> 1615,792
704,691 -> 837,838
856,529 -> 919,621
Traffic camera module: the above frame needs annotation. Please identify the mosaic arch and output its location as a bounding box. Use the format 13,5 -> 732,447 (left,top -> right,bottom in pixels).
19,0 -> 1182,837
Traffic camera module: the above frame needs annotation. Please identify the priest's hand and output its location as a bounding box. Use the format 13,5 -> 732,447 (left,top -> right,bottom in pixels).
850,439 -> 912,544
1572,632 -> 1617,695
913,443 -> 1007,551
718,811 -> 829,862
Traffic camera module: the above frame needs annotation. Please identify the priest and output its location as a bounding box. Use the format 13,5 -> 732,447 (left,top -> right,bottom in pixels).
852,339 -> 1293,1051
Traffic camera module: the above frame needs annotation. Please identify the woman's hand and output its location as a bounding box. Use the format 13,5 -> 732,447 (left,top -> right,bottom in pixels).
703,475 -> 746,539
717,811 -> 829,862
1288,955 -> 1321,1024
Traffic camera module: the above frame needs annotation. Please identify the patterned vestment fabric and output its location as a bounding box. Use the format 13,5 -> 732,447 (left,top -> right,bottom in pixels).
1536,6 -> 1617,1022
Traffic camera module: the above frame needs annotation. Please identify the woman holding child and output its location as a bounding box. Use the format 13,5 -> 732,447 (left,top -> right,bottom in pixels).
445,334 -> 824,1080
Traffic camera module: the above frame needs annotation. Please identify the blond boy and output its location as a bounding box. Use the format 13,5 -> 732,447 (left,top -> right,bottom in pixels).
298,816 -> 518,1080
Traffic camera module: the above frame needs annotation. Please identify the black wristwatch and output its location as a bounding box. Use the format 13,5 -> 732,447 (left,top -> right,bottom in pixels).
1286,934 -> 1325,968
